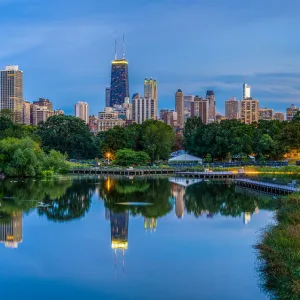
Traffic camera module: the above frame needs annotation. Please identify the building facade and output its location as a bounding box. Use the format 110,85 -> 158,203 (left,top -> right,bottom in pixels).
273,112 -> 285,121
258,108 -> 274,120
31,105 -> 53,125
132,97 -> 156,124
286,104 -> 299,121
243,83 -> 251,99
240,99 -> 259,124
105,87 -> 111,107
110,59 -> 129,106
206,90 -> 216,123
225,97 -> 240,120
53,109 -> 64,115
22,101 -> 31,125
0,65 -> 23,123
74,101 -> 89,124
161,110 -> 177,128
175,89 -> 184,128
33,98 -> 53,111
191,96 -> 209,124
144,78 -> 157,100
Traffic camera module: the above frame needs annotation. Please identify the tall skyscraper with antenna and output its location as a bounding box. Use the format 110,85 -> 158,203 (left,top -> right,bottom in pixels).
109,34 -> 129,107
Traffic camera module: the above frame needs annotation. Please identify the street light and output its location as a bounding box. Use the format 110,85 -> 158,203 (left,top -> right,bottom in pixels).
107,152 -> 111,165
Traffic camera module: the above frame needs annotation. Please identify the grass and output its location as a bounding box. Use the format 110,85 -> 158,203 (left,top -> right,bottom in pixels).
255,193 -> 300,300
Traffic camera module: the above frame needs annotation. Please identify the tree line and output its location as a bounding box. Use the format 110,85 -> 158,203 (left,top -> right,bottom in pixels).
183,113 -> 300,162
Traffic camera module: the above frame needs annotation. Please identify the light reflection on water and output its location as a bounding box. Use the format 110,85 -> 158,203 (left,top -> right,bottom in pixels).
0,176 -> 274,300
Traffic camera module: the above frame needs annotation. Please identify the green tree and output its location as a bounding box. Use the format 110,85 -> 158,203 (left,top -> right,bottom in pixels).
183,117 -> 203,152
141,120 -> 174,162
114,149 -> 150,166
37,115 -> 99,159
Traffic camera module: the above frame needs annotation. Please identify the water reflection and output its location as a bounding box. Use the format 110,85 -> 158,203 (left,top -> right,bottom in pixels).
0,176 -> 276,250
0,212 -> 22,248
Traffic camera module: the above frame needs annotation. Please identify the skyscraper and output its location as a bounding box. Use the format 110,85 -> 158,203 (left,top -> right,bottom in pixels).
144,78 -> 158,100
105,87 -> 111,107
258,108 -> 274,120
240,99 -> 259,124
225,97 -> 240,119
109,36 -> 129,106
286,104 -> 299,121
0,65 -> 23,123
191,96 -> 209,124
243,83 -> 251,99
175,89 -> 184,129
206,90 -> 216,123
75,101 -> 89,124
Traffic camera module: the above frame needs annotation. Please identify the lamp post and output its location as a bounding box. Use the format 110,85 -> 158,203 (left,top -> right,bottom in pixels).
107,152 -> 111,165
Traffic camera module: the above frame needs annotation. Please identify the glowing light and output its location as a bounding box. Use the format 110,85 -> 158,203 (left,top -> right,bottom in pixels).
111,241 -> 128,250
112,60 -> 128,65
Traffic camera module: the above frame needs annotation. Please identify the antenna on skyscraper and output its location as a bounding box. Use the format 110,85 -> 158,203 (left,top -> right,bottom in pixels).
122,34 -> 125,59
114,31 -> 117,60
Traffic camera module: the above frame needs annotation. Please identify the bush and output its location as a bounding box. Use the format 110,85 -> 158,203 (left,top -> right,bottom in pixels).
0,137 -> 70,177
114,149 -> 150,166
256,193 -> 300,299
40,170 -> 54,178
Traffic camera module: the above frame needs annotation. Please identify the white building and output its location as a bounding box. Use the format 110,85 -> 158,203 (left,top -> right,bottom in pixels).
132,97 -> 157,124
74,101 -> 88,124
243,83 -> 251,99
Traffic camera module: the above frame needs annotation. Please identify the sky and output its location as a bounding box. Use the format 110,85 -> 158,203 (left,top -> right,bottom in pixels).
0,0 -> 299,115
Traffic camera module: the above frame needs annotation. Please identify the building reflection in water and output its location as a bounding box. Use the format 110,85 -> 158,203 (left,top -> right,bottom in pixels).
144,218 -> 157,231
110,211 -> 129,275
0,212 -> 23,248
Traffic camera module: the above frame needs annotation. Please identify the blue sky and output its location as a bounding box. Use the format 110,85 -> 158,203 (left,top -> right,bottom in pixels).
0,0 -> 299,115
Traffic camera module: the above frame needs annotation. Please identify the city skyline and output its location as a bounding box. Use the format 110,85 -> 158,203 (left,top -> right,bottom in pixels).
0,0 -> 299,115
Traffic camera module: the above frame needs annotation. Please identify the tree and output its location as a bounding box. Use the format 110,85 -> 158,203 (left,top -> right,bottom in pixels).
37,115 -> 99,159
141,120 -> 174,162
114,149 -> 150,166
292,111 -> 300,122
257,134 -> 275,158
183,117 -> 203,152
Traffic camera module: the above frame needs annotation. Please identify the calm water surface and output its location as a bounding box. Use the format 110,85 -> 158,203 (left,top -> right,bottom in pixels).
0,176 -> 275,300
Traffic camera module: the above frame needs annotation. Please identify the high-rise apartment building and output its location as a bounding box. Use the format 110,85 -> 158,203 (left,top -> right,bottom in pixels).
258,108 -> 273,120
98,107 -> 125,132
0,65 -> 23,123
31,105 -> 53,125
33,98 -> 53,111
184,95 -> 194,121
243,83 -> 251,99
206,90 -> 216,123
132,97 -> 156,124
53,109 -> 64,115
0,212 -> 22,248
22,101 -> 31,125
105,87 -> 111,107
273,112 -> 284,121
191,96 -> 209,124
225,97 -> 240,120
240,99 -> 259,124
161,110 -> 177,128
175,89 -> 184,128
74,101 -> 89,124
286,104 -> 299,121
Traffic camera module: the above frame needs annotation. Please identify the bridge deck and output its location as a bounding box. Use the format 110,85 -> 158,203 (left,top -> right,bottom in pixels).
235,178 -> 299,194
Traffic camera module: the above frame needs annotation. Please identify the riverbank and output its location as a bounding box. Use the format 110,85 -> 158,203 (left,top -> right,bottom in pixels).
255,193 -> 300,299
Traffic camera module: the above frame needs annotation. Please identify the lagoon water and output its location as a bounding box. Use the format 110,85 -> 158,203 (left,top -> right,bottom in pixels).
0,176 -> 273,300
